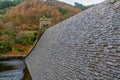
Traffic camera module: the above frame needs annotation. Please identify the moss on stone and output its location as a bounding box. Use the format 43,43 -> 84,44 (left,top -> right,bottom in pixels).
110,0 -> 120,4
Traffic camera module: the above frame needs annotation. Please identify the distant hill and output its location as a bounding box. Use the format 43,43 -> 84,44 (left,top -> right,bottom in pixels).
5,0 -> 81,30
74,2 -> 88,11
0,0 -> 23,10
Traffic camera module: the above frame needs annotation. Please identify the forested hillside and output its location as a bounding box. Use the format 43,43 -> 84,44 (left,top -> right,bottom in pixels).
0,0 -> 23,18
0,0 -> 82,56
5,0 -> 81,30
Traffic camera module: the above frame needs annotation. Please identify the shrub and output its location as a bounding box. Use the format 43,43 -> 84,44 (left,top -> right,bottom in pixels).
58,7 -> 68,15
17,48 -> 24,52
14,38 -> 27,45
0,42 -> 12,54
15,31 -> 37,45
3,29 -> 17,36
24,32 -> 37,44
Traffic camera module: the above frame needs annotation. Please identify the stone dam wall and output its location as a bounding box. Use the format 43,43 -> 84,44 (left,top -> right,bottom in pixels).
26,0 -> 120,80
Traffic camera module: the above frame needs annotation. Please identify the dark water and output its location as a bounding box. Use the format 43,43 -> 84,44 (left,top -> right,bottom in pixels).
0,59 -> 32,80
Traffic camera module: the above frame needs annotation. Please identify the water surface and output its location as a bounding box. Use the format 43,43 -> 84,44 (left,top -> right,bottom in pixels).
0,59 -> 31,80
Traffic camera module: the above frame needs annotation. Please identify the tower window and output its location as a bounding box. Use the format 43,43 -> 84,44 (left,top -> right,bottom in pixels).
46,24 -> 49,27
43,24 -> 46,27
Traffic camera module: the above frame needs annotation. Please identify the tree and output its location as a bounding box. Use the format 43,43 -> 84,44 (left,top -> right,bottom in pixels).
58,7 -> 68,15
0,0 -> 23,9
74,2 -> 87,11
0,42 -> 12,54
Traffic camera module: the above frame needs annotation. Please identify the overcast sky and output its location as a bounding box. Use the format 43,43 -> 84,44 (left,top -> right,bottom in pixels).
59,0 -> 105,5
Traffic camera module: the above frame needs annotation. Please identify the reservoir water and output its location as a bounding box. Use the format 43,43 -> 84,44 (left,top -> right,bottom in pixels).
0,59 -> 31,80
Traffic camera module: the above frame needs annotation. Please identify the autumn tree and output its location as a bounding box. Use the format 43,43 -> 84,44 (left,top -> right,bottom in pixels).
5,0 -> 81,30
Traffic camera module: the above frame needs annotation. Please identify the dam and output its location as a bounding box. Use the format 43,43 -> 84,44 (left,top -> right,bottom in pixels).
26,0 -> 120,79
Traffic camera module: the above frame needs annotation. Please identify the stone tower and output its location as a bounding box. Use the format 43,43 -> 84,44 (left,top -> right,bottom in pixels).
39,18 -> 51,28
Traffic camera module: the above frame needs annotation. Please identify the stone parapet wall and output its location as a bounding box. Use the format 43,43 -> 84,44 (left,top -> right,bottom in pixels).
26,0 -> 120,79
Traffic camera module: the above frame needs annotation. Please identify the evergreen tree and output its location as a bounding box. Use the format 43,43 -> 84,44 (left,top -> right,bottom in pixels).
0,0 -> 23,9
74,2 -> 87,11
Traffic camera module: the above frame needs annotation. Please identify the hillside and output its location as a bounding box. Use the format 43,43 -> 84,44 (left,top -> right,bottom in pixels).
0,0 -> 82,56
0,0 -> 23,19
5,0 -> 81,30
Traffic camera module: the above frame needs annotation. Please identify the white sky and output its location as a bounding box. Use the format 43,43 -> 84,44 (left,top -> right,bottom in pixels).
59,0 -> 105,5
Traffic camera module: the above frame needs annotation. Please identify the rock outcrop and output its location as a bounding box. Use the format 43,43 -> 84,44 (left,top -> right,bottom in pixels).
26,0 -> 120,79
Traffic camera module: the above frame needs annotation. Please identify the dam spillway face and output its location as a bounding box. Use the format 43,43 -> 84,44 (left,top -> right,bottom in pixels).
26,0 -> 120,80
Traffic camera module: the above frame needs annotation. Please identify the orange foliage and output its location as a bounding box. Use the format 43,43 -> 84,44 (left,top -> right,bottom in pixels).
5,0 -> 81,30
